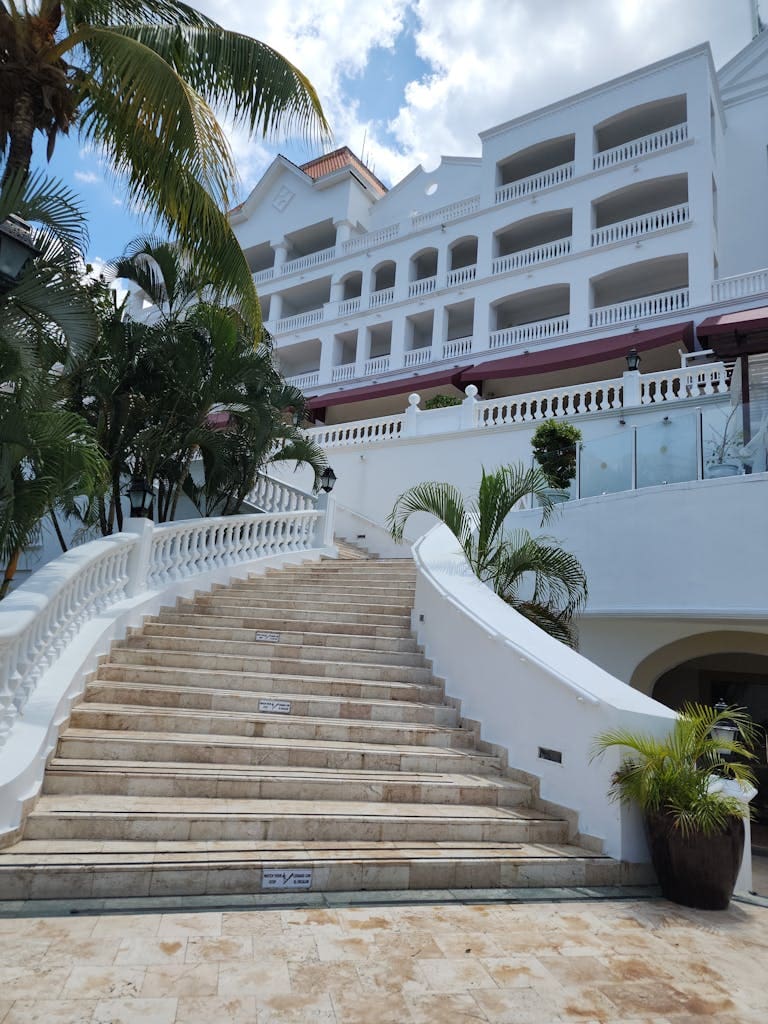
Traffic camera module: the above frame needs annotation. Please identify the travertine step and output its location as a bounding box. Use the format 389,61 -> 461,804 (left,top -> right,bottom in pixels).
0,840 -> 618,900
194,595 -> 415,616
68,704 -> 477,750
143,619 -> 420,651
182,600 -> 412,628
23,795 -> 569,844
94,663 -> 442,703
153,610 -> 413,640
82,680 -> 458,726
57,729 -> 500,773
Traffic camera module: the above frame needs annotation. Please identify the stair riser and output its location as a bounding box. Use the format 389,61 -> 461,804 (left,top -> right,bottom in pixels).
222,587 -> 417,602
117,636 -> 427,669
95,665 -> 442,703
83,684 -> 458,727
154,612 -> 413,640
185,603 -> 412,627
107,649 -> 435,684
57,737 -> 499,774
23,815 -> 568,844
0,855 -> 619,901
194,599 -> 414,618
43,773 -> 524,807
68,709 -> 476,749
144,621 -> 419,652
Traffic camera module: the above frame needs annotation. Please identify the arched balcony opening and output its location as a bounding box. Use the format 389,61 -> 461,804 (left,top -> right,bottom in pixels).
594,95 -> 688,169
495,134 -> 575,203
493,210 -> 572,274
449,237 -> 478,271
590,254 -> 689,327
490,284 -> 570,349
341,271 -> 363,300
371,260 -> 396,293
591,175 -> 689,246
408,247 -> 439,299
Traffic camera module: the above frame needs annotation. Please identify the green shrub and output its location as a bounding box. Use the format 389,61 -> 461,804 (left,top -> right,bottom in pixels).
531,419 -> 582,490
423,393 -> 461,410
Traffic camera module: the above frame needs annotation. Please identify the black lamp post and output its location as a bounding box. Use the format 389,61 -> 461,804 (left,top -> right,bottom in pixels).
319,466 -> 337,493
0,215 -> 39,291
711,698 -> 739,757
626,347 -> 641,372
127,475 -> 154,518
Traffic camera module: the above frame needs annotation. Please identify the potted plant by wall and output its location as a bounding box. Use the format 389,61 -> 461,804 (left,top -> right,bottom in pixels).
423,393 -> 462,410
530,419 -> 582,502
706,405 -> 742,478
593,703 -> 758,910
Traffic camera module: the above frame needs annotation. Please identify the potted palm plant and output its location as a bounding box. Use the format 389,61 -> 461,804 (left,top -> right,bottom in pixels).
530,419 -> 582,502
593,703 -> 758,910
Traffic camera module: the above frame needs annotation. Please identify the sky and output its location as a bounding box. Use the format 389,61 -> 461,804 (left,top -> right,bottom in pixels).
28,0 -> 762,269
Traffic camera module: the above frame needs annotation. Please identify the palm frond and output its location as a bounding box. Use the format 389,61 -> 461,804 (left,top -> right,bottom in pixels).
388,481 -> 473,555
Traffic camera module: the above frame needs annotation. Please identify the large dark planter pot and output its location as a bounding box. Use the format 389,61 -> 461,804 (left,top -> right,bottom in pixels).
645,812 -> 745,910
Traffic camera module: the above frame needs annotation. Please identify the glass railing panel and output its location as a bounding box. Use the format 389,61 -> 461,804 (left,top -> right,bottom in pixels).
636,412 -> 698,488
578,429 -> 633,497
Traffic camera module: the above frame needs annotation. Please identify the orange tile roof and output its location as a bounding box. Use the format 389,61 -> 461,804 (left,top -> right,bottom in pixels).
300,147 -> 387,194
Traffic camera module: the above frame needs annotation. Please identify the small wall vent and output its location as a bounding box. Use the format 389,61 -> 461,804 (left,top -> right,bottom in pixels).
538,747 -> 563,764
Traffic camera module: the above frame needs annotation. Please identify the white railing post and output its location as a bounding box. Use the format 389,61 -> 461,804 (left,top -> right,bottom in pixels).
403,393 -> 421,437
461,384 -> 479,430
623,368 -> 642,408
123,517 -> 154,598
314,491 -> 336,547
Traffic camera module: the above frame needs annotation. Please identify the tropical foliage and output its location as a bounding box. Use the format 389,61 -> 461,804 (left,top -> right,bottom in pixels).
530,418 -> 582,491
387,464 -> 588,646
0,0 -> 329,319
593,703 -> 759,837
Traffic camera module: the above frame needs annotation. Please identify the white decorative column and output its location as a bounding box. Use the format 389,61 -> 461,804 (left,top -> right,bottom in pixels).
272,241 -> 289,275
123,517 -> 154,599
334,219 -> 354,247
623,367 -> 642,408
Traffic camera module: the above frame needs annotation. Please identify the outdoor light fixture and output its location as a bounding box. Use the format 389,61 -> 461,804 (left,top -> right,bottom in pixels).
0,214 -> 39,290
319,466 -> 337,493
291,408 -> 301,427
711,698 -> 739,756
626,347 -> 641,372
127,475 -> 154,518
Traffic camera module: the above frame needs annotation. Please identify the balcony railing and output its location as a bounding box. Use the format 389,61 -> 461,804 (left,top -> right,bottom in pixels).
331,363 -> 356,383
412,195 -> 480,229
341,224 -> 400,254
408,275 -> 438,299
494,162 -> 574,204
640,364 -> 728,404
711,268 -> 768,302
443,336 -> 472,359
477,379 -> 624,427
404,347 -> 433,367
591,203 -> 691,247
364,355 -> 391,376
592,122 -> 689,171
305,412 -> 404,449
446,264 -> 477,287
489,316 -> 570,349
337,297 -> 361,316
285,370 -> 320,390
369,287 -> 395,308
276,308 -> 324,333
281,245 -> 337,275
589,287 -> 689,328
492,237 -> 572,275
253,267 -> 275,285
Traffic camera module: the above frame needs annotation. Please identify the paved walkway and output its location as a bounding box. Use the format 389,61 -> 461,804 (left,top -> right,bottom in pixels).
0,897 -> 764,1022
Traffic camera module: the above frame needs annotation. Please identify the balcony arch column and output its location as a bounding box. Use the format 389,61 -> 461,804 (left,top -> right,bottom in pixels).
334,219 -> 354,245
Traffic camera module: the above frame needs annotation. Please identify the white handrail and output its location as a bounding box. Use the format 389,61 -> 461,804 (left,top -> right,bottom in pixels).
244,471 -> 317,514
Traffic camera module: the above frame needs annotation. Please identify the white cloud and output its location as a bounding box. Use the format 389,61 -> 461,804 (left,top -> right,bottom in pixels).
74,170 -> 100,184
191,0 -> 753,190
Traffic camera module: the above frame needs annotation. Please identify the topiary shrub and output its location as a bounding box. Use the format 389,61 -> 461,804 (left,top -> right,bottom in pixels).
530,419 -> 582,490
423,393 -> 462,410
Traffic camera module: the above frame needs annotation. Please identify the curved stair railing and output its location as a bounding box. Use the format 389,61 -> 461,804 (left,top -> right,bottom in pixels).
0,505 -> 335,838
411,522 -> 677,865
243,470 -> 318,514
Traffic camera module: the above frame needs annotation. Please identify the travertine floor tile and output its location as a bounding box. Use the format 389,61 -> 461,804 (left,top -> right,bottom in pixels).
406,992 -> 489,1023
2,999 -> 95,1024
92,996 -> 177,1024
174,995 -> 258,1023
115,937 -> 187,965
141,962 -> 219,998
63,965 -> 146,1000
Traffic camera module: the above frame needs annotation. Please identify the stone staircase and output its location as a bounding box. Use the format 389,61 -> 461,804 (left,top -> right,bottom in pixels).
0,550 -> 620,900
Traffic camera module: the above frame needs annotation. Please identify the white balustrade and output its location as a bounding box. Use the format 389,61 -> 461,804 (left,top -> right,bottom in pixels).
305,413 -> 404,448
275,309 -> 324,334
369,287 -> 395,309
640,363 -> 729,405
591,203 -> 691,247
342,224 -> 400,254
411,195 -> 481,228
589,288 -> 689,328
489,316 -> 570,349
442,336 -> 472,359
404,347 -> 433,367
281,246 -> 337,275
446,265 -> 477,287
494,162 -> 574,204
476,379 -> 624,428
244,472 -> 317,514
253,267 -> 275,285
285,370 -> 320,389
0,539 -> 134,738
492,237 -> 572,275
592,122 -> 689,170
363,355 -> 391,376
331,362 -> 356,382
337,297 -> 361,316
408,276 -> 438,299
712,268 -> 768,302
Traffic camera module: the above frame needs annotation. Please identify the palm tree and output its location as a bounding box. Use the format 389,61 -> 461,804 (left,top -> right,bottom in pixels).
388,465 -> 588,646
0,1 -> 330,320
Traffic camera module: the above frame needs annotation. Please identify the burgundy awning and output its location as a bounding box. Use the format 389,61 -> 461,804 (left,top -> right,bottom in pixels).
307,366 -> 471,410
457,322 -> 694,384
697,305 -> 768,340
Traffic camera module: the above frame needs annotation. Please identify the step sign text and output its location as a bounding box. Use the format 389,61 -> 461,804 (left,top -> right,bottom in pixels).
258,699 -> 292,714
262,868 -> 313,890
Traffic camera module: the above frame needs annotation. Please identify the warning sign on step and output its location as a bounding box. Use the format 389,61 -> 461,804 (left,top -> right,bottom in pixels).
262,868 -> 313,890
258,698 -> 292,714
254,631 -> 281,642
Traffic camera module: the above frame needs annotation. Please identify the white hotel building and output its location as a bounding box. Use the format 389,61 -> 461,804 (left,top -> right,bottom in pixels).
229,33 -> 768,425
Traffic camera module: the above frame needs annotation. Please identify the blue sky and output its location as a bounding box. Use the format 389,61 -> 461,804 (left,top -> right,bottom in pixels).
25,1 -> 760,266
